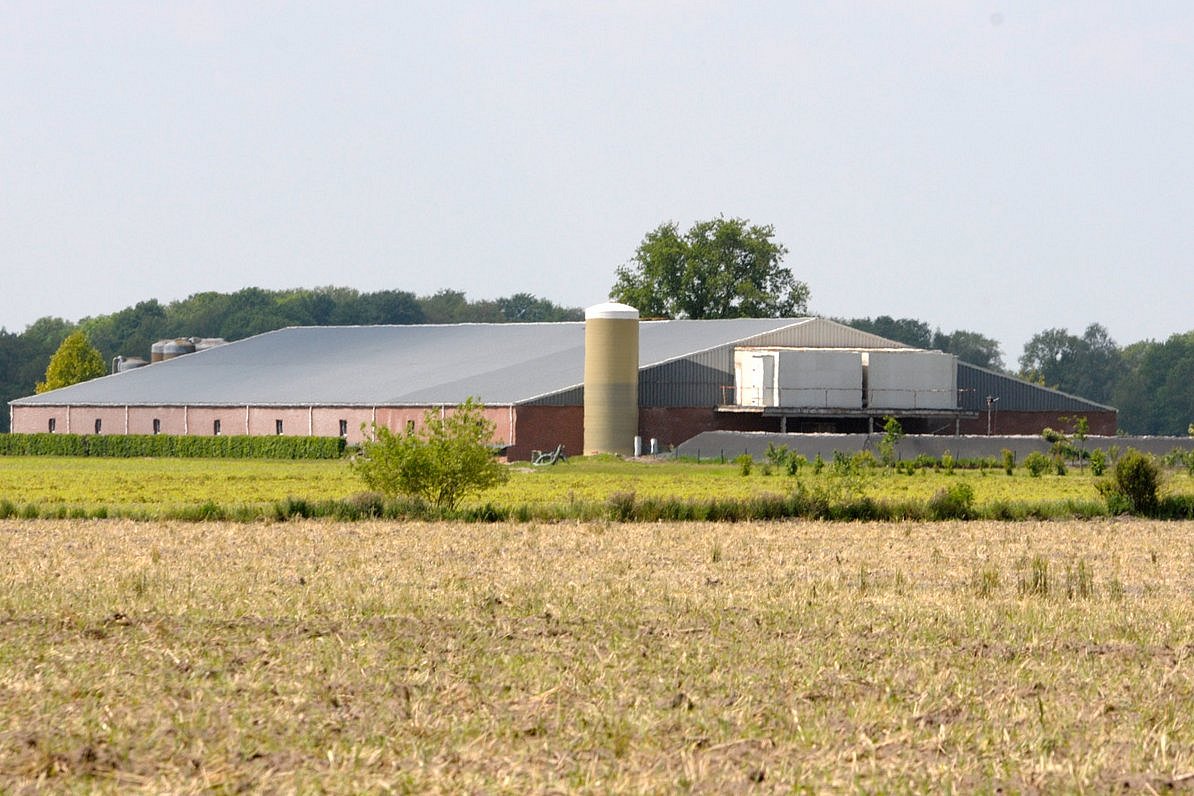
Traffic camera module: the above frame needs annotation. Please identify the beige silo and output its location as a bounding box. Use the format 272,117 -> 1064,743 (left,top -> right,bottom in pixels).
584,302 -> 640,456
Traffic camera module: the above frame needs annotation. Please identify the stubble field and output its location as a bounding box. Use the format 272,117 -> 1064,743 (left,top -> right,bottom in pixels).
2,517 -> 1193,792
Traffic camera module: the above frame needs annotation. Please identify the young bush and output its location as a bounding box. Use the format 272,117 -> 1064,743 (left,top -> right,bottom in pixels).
1001,448 -> 1015,476
1023,451 -> 1051,477
1089,449 -> 1107,477
352,398 -> 508,509
878,416 -> 904,467
1105,448 -> 1161,516
735,454 -> 753,476
927,482 -> 974,520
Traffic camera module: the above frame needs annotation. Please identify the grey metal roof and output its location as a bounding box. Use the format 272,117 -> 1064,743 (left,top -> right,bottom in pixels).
13,318 -> 849,408
957,363 -> 1116,413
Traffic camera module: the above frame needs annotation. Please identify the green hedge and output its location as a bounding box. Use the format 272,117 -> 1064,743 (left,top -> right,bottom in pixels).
0,433 -> 346,459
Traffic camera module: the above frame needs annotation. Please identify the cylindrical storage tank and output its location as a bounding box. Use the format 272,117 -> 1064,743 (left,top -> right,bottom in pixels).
193,337 -> 227,352
150,340 -> 169,363
584,301 -> 639,456
116,356 -> 148,372
161,339 -> 196,360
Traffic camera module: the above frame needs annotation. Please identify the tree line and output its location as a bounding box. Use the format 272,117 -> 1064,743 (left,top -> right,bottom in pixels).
0,287 -> 581,432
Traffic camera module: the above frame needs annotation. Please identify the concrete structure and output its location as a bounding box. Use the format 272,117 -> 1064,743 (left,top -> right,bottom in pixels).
8,314 -> 1117,458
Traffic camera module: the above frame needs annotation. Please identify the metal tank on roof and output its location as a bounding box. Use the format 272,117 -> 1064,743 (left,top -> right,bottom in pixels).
160,339 -> 196,360
112,356 -> 149,374
192,337 -> 227,351
583,301 -> 640,456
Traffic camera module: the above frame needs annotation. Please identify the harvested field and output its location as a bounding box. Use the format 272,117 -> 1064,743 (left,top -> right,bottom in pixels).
2,518 -> 1193,792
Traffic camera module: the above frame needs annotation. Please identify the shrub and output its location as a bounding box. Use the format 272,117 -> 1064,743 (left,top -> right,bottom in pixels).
735,454 -> 753,476
1089,449 -> 1107,477
352,398 -> 508,509
606,491 -> 637,521
0,433 -> 345,459
1023,451 -> 1051,477
1106,448 -> 1161,516
764,443 -> 790,469
927,482 -> 974,520
1001,448 -> 1015,476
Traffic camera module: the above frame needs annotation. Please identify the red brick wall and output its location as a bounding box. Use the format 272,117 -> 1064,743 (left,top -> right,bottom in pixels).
11,406 -> 63,434
312,409 -> 375,444
506,405 -> 584,461
185,407 -> 247,436
955,410 -> 1117,437
247,407 -> 315,437
67,406 -> 126,435
126,406 -> 187,435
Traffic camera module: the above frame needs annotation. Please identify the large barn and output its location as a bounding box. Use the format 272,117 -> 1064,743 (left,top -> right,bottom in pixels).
9,307 -> 1116,459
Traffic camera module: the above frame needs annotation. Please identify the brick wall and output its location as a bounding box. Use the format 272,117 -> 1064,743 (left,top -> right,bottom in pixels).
507,405 -> 584,461
955,410 -> 1117,437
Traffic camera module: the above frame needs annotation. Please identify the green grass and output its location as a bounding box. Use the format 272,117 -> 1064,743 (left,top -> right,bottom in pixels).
1,455 -> 1191,521
2,518 -> 1193,791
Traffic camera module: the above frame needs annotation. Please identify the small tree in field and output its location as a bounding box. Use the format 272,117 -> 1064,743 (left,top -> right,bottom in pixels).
878,416 -> 904,467
352,398 -> 508,509
36,331 -> 106,393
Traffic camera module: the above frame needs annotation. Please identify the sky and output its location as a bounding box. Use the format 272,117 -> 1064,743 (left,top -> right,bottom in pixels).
2,2 -> 1191,365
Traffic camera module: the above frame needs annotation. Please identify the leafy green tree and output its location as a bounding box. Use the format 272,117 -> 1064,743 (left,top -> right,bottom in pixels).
841,316 -> 933,349
352,398 -> 508,509
611,217 -> 809,318
1019,323 -> 1120,404
419,289 -> 472,324
931,329 -> 1005,371
842,317 -> 1004,369
1112,332 -> 1194,435
35,331 -> 106,394
494,292 -> 582,322
878,416 -> 904,467
80,299 -> 167,362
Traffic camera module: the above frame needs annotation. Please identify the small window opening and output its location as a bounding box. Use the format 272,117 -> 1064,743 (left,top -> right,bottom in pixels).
152,418 -> 161,435
94,418 -> 102,434
48,418 -> 56,433
338,419 -> 348,437
275,419 -> 284,435
213,419 -> 221,436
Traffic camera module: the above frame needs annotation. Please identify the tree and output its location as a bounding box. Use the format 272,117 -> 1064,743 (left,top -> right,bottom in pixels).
1112,332 -> 1194,435
841,316 -> 933,349
931,329 -> 1005,371
1018,323 -> 1120,404
610,217 -> 809,318
35,331 -> 106,394
878,416 -> 904,467
352,398 -> 508,509
419,289 -> 471,324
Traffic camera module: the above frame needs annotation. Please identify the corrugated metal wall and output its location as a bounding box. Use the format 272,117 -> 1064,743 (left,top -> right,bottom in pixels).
957,364 -> 1114,412
739,318 -> 907,350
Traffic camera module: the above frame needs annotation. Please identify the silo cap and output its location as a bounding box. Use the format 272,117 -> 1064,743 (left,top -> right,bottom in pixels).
585,301 -> 640,320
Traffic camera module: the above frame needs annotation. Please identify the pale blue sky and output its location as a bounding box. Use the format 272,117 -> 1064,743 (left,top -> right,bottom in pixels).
3,2 -> 1191,363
